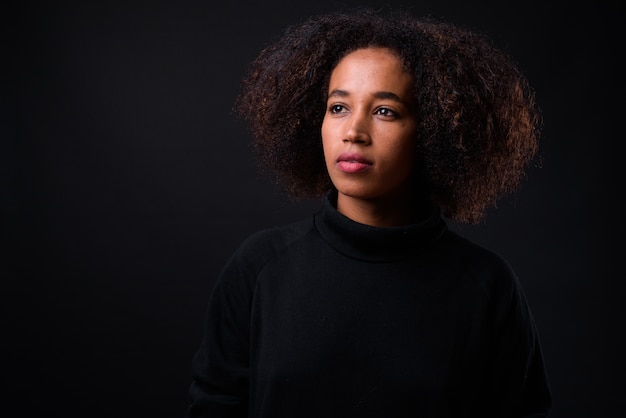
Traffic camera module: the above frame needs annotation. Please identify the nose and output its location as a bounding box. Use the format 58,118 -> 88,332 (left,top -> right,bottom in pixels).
343,112 -> 371,144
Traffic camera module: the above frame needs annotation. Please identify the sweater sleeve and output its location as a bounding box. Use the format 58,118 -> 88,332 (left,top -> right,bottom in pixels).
490,269 -> 552,418
185,243 -> 258,418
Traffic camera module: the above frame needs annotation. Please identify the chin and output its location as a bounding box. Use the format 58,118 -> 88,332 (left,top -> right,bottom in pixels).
336,188 -> 387,202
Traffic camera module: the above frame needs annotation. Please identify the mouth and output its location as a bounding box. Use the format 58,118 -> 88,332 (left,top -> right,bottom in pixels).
336,153 -> 373,173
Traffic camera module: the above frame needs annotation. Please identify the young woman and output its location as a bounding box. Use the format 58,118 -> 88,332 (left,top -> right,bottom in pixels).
186,9 -> 551,418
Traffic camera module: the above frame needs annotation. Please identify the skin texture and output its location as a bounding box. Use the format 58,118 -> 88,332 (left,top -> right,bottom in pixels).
321,48 -> 418,227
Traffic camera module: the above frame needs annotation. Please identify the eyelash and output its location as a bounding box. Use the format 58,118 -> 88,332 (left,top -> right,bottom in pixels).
375,107 -> 396,117
328,104 -> 398,117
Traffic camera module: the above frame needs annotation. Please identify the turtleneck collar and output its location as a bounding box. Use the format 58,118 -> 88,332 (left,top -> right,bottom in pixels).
313,193 -> 448,262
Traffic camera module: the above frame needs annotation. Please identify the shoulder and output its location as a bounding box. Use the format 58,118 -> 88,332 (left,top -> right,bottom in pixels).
223,216 -> 316,277
440,231 -> 537,331
210,216 -> 317,298
440,230 -> 522,298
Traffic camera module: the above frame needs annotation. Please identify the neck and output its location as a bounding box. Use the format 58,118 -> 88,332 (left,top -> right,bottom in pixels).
336,192 -> 422,227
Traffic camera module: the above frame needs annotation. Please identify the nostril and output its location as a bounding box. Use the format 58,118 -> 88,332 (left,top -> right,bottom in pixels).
344,129 -> 370,143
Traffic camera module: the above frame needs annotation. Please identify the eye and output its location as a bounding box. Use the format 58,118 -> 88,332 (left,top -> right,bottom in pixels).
374,107 -> 397,117
328,104 -> 346,114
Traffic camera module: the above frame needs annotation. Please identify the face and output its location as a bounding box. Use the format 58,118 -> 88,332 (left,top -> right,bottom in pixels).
321,47 -> 418,213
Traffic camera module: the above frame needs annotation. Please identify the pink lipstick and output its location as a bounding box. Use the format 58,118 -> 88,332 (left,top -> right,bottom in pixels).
336,152 -> 373,173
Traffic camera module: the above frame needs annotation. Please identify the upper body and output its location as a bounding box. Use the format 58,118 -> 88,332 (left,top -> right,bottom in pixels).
186,194 -> 551,418
187,8 -> 551,417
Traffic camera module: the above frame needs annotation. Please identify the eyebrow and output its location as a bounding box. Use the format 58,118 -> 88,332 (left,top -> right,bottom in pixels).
327,89 -> 405,104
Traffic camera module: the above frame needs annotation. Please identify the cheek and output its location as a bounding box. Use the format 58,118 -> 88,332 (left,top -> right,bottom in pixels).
320,122 -> 333,158
388,134 -> 417,172
320,116 -> 331,138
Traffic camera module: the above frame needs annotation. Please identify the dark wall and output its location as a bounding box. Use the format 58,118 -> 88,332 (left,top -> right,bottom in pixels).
5,1 -> 623,417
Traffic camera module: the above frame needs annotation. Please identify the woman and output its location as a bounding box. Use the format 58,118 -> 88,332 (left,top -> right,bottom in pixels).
186,8 -> 551,418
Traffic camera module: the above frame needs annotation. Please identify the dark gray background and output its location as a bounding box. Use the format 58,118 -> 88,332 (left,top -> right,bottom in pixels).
4,1 -> 623,417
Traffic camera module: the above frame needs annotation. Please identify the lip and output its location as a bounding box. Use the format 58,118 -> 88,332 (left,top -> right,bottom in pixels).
336,152 -> 373,173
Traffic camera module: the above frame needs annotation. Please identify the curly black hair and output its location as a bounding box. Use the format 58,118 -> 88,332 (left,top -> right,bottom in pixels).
234,8 -> 541,224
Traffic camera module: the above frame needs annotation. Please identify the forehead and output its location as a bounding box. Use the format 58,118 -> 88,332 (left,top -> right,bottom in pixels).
329,47 -> 413,93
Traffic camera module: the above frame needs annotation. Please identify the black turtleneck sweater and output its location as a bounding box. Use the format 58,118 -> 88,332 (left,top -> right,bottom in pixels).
186,196 -> 551,418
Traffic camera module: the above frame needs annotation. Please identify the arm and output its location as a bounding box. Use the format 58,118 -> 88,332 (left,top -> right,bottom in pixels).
185,250 -> 256,418
491,273 -> 552,418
